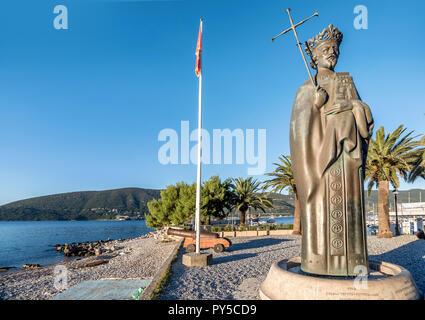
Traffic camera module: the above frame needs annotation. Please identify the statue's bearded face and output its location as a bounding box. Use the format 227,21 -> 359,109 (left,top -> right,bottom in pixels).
313,41 -> 340,70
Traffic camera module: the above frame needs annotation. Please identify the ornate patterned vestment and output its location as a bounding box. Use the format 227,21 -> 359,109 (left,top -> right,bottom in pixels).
290,71 -> 374,276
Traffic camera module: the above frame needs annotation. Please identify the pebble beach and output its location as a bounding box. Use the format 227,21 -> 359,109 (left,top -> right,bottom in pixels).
159,235 -> 425,300
0,236 -> 177,300
1,234 -> 424,300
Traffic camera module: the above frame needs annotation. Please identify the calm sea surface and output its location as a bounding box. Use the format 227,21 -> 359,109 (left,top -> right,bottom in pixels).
0,220 -> 153,269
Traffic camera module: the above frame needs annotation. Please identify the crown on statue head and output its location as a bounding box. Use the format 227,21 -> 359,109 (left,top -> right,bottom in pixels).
304,24 -> 343,57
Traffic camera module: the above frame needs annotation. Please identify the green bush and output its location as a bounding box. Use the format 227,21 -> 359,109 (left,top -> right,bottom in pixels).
223,225 -> 234,232
211,226 -> 222,232
276,224 -> 293,230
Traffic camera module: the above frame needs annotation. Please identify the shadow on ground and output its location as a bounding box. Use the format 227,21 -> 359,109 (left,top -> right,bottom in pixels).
213,253 -> 257,265
369,238 -> 425,295
228,237 -> 290,252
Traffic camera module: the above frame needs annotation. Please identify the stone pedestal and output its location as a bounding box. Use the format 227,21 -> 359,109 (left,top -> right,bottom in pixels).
182,252 -> 212,267
259,257 -> 422,300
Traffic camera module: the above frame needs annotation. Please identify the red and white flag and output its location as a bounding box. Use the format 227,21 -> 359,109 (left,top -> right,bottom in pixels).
195,19 -> 203,77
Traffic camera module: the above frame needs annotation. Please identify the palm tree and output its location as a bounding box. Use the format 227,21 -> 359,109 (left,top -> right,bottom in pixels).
366,125 -> 421,238
264,155 -> 301,235
409,136 -> 425,182
231,177 -> 274,225
201,176 -> 233,225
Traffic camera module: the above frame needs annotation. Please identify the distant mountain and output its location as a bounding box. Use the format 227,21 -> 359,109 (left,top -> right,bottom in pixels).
0,187 -> 423,221
261,193 -> 295,215
0,188 -> 161,221
364,189 -> 425,212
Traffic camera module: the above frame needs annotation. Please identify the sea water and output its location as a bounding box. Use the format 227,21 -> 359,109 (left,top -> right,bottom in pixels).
0,220 -> 153,269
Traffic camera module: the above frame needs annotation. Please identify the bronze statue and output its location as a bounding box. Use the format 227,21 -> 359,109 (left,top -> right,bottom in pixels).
260,11 -> 420,300
289,24 -> 374,276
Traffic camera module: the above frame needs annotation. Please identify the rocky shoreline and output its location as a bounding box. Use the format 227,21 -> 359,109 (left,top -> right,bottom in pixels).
0,230 -> 171,273
54,238 -> 121,258
0,237 -> 134,273
0,230 -> 179,300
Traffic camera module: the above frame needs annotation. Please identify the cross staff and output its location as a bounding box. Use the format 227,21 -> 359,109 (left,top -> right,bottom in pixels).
272,8 -> 318,89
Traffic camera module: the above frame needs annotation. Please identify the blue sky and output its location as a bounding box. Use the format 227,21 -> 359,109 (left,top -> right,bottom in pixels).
0,0 -> 424,204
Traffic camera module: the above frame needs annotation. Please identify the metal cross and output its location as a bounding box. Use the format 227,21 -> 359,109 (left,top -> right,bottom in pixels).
272,8 -> 318,88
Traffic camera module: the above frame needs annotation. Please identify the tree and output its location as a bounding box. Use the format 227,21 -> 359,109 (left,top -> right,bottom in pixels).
201,176 -> 233,225
409,136 -> 425,182
173,183 -> 196,226
146,177 -> 234,229
145,182 -> 195,228
366,125 -> 421,238
231,177 -> 274,225
264,155 -> 301,235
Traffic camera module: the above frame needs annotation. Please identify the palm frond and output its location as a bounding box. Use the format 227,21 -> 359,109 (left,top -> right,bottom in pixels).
366,125 -> 421,188
263,155 -> 296,195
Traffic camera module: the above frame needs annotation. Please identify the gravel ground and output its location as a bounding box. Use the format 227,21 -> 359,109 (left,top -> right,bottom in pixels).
159,235 -> 425,300
0,236 -> 178,300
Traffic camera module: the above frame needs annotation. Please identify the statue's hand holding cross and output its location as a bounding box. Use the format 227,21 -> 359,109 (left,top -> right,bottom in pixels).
271,8 -> 319,89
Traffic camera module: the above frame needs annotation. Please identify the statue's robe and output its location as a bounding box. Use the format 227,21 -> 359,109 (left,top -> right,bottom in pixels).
290,71 -> 374,276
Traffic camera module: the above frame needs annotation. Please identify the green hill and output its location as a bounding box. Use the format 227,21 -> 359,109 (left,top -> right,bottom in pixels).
0,187 -> 423,221
0,188 -> 161,221
364,189 -> 425,212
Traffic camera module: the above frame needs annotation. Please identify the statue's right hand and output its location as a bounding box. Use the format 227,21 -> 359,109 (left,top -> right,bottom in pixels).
314,87 -> 328,108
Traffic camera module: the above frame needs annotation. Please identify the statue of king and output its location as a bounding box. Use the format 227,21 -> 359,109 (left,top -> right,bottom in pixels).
289,25 -> 374,276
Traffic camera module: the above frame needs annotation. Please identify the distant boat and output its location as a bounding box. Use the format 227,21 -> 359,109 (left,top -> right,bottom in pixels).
267,217 -> 275,223
250,218 -> 259,226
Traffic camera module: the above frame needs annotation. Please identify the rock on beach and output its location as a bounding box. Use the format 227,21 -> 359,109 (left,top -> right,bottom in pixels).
0,235 -> 178,300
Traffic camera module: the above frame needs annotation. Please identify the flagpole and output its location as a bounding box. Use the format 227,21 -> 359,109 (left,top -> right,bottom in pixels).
195,19 -> 203,254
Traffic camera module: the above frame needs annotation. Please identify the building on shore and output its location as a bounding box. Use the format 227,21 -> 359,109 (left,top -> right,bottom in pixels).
390,202 -> 425,218
366,202 -> 425,235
